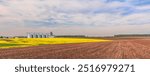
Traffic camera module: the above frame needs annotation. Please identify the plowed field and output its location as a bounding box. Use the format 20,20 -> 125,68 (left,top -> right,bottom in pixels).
0,39 -> 150,59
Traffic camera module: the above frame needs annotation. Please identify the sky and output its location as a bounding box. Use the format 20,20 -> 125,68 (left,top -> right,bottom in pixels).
0,0 -> 150,36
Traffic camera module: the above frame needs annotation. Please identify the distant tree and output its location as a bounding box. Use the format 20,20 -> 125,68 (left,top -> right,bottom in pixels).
0,36 -> 3,38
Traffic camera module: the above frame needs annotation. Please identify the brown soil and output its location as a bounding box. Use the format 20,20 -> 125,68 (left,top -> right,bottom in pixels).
0,39 -> 150,59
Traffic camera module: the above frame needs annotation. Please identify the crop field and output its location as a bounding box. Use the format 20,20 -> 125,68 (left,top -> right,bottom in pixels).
0,38 -> 110,48
0,38 -> 150,59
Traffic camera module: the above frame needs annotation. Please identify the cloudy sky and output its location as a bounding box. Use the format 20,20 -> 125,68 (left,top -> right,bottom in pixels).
0,0 -> 150,36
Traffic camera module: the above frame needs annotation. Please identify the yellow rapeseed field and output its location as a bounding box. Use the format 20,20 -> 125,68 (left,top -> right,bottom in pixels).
0,38 -> 111,48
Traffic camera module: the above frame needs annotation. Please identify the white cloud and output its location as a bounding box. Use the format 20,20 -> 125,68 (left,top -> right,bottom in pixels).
136,5 -> 150,10
0,0 -> 150,36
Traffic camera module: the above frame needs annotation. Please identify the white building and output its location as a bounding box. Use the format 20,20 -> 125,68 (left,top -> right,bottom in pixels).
27,32 -> 54,38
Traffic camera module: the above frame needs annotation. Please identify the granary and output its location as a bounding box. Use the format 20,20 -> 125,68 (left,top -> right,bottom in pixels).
27,32 -> 54,38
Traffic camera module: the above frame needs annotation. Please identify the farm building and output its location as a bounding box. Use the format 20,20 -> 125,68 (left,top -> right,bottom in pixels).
27,32 -> 54,38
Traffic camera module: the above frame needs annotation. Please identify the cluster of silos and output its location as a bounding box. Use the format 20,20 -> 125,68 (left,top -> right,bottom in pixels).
27,32 -> 54,38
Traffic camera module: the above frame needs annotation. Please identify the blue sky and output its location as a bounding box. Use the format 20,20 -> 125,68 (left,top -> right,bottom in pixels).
0,0 -> 150,36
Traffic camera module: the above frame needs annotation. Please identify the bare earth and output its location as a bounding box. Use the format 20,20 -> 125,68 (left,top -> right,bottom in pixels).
0,39 -> 150,59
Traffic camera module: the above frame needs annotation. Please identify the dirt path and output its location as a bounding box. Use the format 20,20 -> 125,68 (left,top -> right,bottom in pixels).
0,39 -> 150,59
